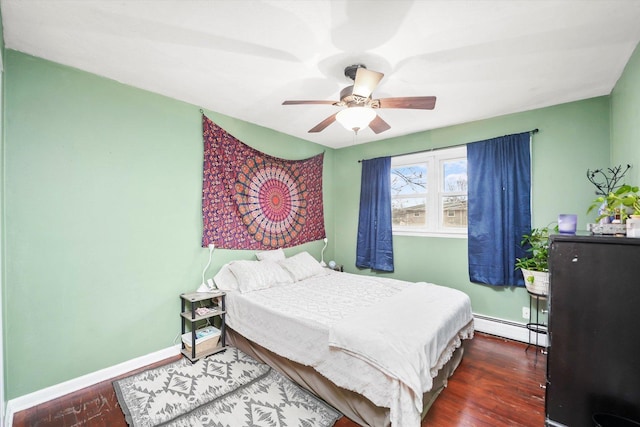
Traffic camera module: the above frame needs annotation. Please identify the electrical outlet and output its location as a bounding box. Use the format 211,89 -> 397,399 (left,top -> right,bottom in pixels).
522,306 -> 531,319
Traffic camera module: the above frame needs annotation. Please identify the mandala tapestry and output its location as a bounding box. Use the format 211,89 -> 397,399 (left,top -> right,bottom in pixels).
202,115 -> 325,249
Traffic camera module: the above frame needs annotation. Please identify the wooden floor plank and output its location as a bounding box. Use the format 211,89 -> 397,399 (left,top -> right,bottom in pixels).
12,333 -> 546,427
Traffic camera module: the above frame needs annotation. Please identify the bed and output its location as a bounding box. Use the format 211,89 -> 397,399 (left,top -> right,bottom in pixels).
214,250 -> 474,427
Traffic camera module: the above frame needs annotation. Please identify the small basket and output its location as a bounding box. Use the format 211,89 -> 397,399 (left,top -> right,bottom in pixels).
521,269 -> 549,296
182,327 -> 221,358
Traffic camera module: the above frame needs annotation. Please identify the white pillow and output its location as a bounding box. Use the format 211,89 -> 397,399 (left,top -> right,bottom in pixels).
227,260 -> 292,293
255,248 -> 286,262
278,251 -> 327,282
213,263 -> 239,291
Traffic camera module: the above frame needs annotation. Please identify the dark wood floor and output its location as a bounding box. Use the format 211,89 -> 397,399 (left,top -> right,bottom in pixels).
13,332 -> 546,427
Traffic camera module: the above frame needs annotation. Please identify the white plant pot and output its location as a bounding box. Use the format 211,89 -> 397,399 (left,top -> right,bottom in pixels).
628,216 -> 640,238
521,268 -> 549,296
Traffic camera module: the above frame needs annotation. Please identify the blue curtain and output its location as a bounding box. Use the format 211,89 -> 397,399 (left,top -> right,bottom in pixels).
467,132 -> 531,286
356,157 -> 394,272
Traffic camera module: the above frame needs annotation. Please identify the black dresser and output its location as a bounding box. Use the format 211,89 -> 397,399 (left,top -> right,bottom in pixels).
546,234 -> 640,426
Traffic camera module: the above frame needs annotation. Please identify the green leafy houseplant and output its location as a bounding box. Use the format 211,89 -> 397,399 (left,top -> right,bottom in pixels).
515,227 -> 550,272
587,184 -> 640,222
515,226 -> 551,295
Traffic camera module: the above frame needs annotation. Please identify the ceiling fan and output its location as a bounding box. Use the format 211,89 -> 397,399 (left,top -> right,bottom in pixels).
282,64 -> 436,134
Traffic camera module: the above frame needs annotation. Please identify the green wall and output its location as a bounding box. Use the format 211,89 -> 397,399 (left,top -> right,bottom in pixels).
333,97 -> 610,321
611,42 -> 640,183
1,3 -> 6,417
2,51 -> 332,399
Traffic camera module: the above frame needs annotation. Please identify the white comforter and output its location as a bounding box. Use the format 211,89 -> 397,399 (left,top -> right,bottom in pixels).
225,271 -> 473,427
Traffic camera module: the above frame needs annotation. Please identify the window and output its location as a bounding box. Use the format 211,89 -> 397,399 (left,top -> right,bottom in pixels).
391,146 -> 467,237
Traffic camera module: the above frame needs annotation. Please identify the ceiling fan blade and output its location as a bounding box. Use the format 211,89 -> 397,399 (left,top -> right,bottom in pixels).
308,113 -> 338,133
282,100 -> 337,105
378,96 -> 437,110
352,68 -> 384,98
369,114 -> 391,134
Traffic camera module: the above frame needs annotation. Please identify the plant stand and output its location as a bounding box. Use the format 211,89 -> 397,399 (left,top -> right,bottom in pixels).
525,290 -> 548,359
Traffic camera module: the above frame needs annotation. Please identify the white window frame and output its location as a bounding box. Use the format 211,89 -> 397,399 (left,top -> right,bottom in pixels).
391,146 -> 467,238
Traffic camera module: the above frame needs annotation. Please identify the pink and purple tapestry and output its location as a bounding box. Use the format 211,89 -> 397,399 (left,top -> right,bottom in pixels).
201,115 -> 325,249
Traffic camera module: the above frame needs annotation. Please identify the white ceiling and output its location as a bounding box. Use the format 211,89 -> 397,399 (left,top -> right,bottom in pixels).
3,1 -> 640,149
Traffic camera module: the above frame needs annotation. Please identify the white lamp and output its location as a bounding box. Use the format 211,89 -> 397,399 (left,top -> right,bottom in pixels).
336,107 -> 376,134
320,237 -> 328,267
196,244 -> 216,293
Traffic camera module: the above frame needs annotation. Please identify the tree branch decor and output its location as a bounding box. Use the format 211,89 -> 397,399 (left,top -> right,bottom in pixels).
586,164 -> 631,196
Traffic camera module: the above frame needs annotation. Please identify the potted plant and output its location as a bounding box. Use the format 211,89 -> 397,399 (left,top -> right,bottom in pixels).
515,226 -> 550,295
587,184 -> 640,223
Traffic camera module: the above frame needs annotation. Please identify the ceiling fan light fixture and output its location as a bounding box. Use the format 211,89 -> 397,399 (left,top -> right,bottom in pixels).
336,107 -> 376,133
282,65 -> 435,135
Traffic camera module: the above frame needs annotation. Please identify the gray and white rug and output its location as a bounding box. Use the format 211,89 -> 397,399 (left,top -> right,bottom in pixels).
113,347 -> 342,427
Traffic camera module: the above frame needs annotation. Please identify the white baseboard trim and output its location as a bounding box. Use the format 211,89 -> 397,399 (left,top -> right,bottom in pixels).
473,313 -> 548,348
4,345 -> 181,427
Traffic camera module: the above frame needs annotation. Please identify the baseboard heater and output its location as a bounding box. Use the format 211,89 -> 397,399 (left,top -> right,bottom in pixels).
473,313 -> 547,348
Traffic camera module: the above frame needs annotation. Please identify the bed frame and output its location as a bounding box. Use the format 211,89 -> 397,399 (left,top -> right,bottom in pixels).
227,327 -> 466,427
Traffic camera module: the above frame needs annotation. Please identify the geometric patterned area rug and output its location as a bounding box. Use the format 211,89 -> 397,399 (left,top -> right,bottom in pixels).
113,347 -> 342,427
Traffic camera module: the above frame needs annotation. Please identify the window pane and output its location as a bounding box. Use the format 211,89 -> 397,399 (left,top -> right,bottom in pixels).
443,159 -> 467,193
442,196 -> 467,227
391,165 -> 427,196
392,198 -> 426,226
391,147 -> 467,235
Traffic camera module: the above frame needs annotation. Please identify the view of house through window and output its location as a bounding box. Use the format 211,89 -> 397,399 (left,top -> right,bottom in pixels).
391,146 -> 467,236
